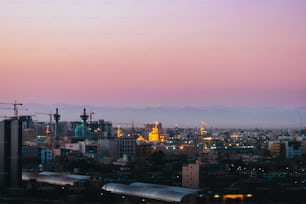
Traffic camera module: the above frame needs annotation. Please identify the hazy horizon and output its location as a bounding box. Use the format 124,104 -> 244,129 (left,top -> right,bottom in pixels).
1,103 -> 305,129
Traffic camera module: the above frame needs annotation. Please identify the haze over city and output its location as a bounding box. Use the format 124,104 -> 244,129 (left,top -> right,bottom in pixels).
1,0 -> 306,127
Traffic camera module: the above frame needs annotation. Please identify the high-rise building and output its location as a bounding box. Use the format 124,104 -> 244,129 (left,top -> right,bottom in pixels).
0,119 -> 22,192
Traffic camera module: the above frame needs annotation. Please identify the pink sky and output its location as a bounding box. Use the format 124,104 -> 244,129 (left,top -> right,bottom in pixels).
1,0 -> 306,108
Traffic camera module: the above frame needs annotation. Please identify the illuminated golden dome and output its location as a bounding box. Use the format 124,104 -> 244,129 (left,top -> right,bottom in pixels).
149,122 -> 159,142
137,135 -> 145,141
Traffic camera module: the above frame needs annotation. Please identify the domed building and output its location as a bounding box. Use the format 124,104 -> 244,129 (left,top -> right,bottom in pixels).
136,135 -> 147,144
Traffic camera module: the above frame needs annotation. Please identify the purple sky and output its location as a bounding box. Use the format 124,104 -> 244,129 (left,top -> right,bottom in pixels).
1,0 -> 306,109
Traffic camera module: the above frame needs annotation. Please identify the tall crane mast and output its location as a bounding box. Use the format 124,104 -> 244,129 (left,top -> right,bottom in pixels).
0,101 -> 23,118
89,111 -> 94,123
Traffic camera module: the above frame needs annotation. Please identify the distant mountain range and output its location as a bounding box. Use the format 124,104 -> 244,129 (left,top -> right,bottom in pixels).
2,103 -> 306,129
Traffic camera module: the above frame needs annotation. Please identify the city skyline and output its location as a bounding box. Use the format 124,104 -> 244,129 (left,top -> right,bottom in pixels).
1,103 -> 305,129
1,1 -> 306,121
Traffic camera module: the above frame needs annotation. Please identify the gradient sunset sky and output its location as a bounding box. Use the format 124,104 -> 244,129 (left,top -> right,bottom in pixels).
1,0 -> 306,108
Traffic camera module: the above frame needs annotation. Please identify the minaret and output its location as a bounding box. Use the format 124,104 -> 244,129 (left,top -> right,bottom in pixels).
117,126 -> 122,138
80,108 -> 88,139
53,108 -> 60,148
45,124 -> 51,147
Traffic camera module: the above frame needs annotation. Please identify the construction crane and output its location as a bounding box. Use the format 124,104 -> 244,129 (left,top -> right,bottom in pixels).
34,111 -> 53,124
113,121 -> 143,128
0,101 -> 25,118
89,111 -> 94,124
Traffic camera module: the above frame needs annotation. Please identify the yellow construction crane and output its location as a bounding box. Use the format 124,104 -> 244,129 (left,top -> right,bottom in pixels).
0,101 -> 25,118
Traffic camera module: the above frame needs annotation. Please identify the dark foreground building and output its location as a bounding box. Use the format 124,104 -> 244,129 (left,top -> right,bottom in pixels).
0,119 -> 23,192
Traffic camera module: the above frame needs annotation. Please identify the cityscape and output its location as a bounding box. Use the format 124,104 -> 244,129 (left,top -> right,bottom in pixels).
1,103 -> 306,203
1,0 -> 306,203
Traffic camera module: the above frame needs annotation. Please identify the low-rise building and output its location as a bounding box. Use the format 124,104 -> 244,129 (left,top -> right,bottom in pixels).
118,136 -> 136,160
285,141 -> 304,159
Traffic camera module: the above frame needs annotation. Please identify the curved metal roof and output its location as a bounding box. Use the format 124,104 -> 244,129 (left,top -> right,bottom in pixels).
22,171 -> 90,186
102,182 -> 201,203
130,182 -> 201,194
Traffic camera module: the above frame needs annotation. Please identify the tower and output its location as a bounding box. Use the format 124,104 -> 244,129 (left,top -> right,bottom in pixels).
53,108 -> 61,148
0,119 -> 22,192
80,108 -> 88,139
